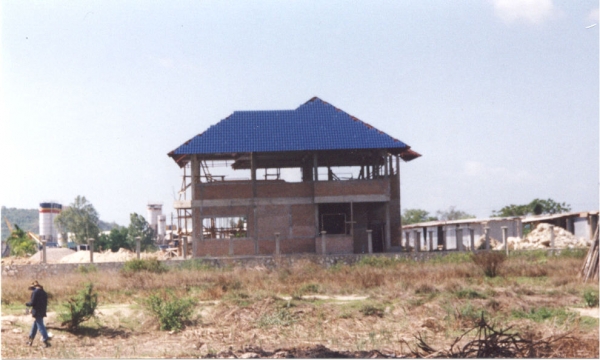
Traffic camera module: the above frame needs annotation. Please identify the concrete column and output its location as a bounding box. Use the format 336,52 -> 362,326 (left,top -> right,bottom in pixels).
414,231 -> 421,252
191,155 -> 200,258
502,226 -> 508,255
320,231 -> 327,255
229,236 -> 234,256
457,228 -> 464,252
367,230 -> 373,254
275,232 -> 280,255
135,237 -> 141,259
484,227 -> 490,251
182,236 -> 188,259
397,155 -> 402,248
428,231 -> 434,251
251,152 -> 258,255
469,228 -> 475,252
41,241 -> 47,264
385,203 -> 391,251
549,225 -> 555,255
442,229 -> 447,251
313,153 -> 319,181
88,238 -> 95,263
405,232 -> 410,251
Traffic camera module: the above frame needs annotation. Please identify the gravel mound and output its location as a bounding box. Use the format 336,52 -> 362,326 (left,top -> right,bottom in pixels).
28,248 -> 76,264
58,248 -> 161,263
491,223 -> 590,251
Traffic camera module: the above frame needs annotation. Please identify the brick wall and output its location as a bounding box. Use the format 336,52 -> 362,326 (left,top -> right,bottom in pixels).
315,235 -> 353,255
315,178 -> 390,197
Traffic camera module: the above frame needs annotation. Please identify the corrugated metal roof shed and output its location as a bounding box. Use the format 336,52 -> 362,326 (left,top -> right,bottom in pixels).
169,97 -> 420,164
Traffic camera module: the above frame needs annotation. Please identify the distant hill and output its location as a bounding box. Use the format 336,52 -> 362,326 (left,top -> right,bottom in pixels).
1,207 -> 39,241
1,206 -> 120,242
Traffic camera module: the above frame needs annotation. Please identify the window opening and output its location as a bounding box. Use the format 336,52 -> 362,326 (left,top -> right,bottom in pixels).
321,213 -> 348,235
202,217 -> 247,239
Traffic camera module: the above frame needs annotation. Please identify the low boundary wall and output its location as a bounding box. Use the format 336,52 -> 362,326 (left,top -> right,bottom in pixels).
1,249 -> 567,279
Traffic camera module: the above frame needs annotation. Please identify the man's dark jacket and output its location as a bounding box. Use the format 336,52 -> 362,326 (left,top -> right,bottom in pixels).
26,287 -> 48,317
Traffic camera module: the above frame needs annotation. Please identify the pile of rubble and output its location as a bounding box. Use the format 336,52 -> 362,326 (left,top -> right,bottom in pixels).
58,248 -> 162,263
495,224 -> 589,251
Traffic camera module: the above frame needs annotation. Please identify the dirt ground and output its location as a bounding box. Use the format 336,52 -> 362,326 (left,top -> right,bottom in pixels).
2,254 -> 598,358
2,297 -> 599,359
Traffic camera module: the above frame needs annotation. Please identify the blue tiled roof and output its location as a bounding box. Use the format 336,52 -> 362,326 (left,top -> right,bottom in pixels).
170,97 -> 412,156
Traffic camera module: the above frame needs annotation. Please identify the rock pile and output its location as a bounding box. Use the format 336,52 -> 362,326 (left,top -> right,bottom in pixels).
58,248 -> 161,263
490,223 -> 589,251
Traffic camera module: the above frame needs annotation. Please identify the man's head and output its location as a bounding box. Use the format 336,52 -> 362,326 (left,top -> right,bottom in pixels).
27,280 -> 42,291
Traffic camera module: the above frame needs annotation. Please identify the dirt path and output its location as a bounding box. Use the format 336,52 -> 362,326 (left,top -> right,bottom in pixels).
570,307 -> 599,319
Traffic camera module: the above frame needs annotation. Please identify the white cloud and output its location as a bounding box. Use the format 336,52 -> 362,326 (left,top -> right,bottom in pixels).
492,0 -> 557,24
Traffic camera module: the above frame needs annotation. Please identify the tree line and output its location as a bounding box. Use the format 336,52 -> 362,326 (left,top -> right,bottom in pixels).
5,196 -> 156,256
402,199 -> 571,225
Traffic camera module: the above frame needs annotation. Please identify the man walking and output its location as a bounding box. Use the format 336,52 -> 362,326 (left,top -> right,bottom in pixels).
25,280 -> 50,347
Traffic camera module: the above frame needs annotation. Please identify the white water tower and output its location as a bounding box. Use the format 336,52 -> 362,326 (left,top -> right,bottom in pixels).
146,203 -> 163,232
39,202 -> 62,242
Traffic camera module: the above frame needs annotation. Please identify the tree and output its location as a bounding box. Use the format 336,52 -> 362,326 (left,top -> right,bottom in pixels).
528,198 -> 571,215
492,198 -> 571,217
6,224 -> 37,257
97,226 -> 130,252
54,196 -> 100,244
402,209 -> 438,225
436,206 -> 475,221
127,213 -> 156,251
491,204 -> 530,217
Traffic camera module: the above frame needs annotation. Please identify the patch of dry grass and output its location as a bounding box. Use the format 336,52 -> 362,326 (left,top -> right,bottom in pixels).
2,254 -> 598,358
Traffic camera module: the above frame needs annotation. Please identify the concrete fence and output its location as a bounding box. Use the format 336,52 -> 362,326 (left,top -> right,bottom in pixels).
3,251 -> 461,279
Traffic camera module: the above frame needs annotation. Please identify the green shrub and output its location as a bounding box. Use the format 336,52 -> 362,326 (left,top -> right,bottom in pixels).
122,258 -> 168,274
583,288 -> 599,307
357,256 -> 399,268
471,251 -> 506,277
511,307 -> 576,324
59,283 -> 98,331
257,309 -> 296,328
359,304 -> 385,317
456,288 -> 486,299
77,264 -> 97,274
429,252 -> 472,264
298,283 -> 320,294
557,248 -> 587,259
178,258 -> 217,271
144,290 -> 196,331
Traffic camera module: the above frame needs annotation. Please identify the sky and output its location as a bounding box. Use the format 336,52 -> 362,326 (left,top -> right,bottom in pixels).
1,0 -> 598,227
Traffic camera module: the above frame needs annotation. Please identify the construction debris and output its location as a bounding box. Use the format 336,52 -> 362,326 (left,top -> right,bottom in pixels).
491,224 -> 589,251
406,314 -> 576,358
58,248 -> 162,263
580,225 -> 599,283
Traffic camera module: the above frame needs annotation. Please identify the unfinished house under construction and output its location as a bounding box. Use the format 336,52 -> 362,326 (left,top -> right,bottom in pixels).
168,97 -> 420,257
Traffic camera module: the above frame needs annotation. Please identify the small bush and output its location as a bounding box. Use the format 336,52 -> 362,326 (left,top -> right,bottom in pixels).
257,309 -> 296,328
357,256 -> 398,268
77,264 -> 97,274
456,288 -> 486,299
359,304 -> 385,317
298,283 -> 320,294
471,252 -> 507,277
583,288 -> 599,307
178,258 -> 217,271
59,283 -> 98,331
511,307 -> 576,324
122,258 -> 168,274
144,290 -> 196,331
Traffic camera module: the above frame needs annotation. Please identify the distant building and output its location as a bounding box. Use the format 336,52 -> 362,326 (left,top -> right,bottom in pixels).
168,97 -> 420,256
39,202 -> 62,242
